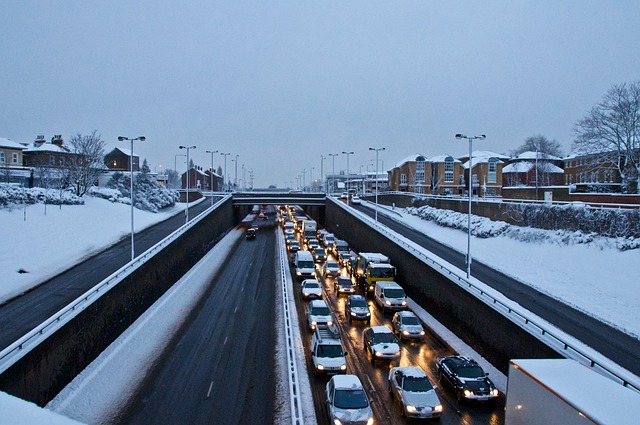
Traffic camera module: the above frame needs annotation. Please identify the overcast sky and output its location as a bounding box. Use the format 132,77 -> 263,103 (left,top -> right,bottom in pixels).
2,1 -> 639,188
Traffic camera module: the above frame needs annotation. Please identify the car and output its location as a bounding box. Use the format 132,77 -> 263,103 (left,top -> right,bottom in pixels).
338,251 -> 355,268
301,279 -> 323,300
288,241 -> 300,252
307,299 -> 334,331
363,325 -> 401,363
325,375 -> 374,425
245,228 -> 256,240
322,233 -> 336,248
346,295 -> 371,323
388,366 -> 443,419
335,276 -> 356,295
311,325 -> 347,376
320,260 -> 341,278
339,192 -> 349,199
391,311 -> 426,340
284,234 -> 297,245
258,211 -> 267,220
312,247 -> 327,263
307,238 -> 320,251
436,356 -> 499,402
351,195 -> 361,205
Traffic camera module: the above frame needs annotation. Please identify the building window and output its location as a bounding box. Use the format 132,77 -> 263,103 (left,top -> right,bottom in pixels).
49,155 -> 56,166
12,152 -> 19,164
488,158 -> 497,183
472,174 -> 479,186
400,174 -> 407,185
0,152 -> 5,164
415,157 -> 425,182
444,157 -> 454,182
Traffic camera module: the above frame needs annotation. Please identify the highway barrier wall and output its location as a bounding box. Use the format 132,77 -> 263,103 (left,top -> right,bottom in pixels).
324,199 -> 559,374
0,198 -> 234,406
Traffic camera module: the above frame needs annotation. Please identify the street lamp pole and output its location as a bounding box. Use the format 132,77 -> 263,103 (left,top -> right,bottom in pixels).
206,149 -> 218,205
234,154 -> 239,190
455,133 -> 486,279
369,147 -> 385,222
220,152 -> 230,191
320,155 -> 325,193
329,153 -> 338,194
118,136 -> 146,261
310,167 -> 314,191
179,145 -> 196,224
342,151 -> 354,205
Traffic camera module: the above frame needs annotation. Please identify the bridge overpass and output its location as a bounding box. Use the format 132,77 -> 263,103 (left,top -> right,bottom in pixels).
231,191 -> 326,206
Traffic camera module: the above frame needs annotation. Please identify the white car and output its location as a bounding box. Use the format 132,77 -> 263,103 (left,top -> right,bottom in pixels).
326,375 -> 374,425
320,260 -> 341,278
391,311 -> 426,340
389,366 -> 443,419
307,299 -> 334,331
307,238 -> 320,251
351,195 -> 361,205
363,325 -> 401,363
301,279 -> 323,300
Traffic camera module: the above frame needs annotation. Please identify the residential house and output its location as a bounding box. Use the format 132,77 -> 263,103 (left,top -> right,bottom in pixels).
459,151 -> 508,197
429,155 -> 464,195
387,154 -> 430,193
104,147 -> 139,172
23,135 -> 80,188
0,137 -> 30,186
563,150 -> 623,192
502,151 -> 564,187
181,166 -> 223,191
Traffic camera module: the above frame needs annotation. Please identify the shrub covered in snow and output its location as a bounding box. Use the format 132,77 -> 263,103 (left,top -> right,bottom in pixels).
0,184 -> 84,208
103,171 -> 177,213
406,205 -> 639,251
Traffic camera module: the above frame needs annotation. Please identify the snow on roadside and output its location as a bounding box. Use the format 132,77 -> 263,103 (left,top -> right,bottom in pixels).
46,229 -> 242,424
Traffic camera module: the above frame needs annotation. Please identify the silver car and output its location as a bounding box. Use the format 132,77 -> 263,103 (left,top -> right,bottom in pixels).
307,299 -> 334,331
321,260 -> 341,278
326,375 -> 374,425
391,311 -> 426,340
389,366 -> 443,419
301,279 -> 323,300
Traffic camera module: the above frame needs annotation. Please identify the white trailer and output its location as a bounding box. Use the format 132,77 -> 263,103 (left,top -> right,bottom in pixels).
506,359 -> 640,425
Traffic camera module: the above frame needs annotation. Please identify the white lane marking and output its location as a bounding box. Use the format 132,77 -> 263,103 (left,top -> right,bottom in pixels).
234,306 -> 238,314
207,381 -> 214,398
224,336 -> 228,346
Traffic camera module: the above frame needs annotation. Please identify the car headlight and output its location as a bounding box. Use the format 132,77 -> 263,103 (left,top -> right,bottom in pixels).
327,321 -> 333,326
340,364 -> 347,370
296,271 -> 301,276
385,300 -> 391,305
333,419 -> 342,425
375,351 -> 383,357
311,321 -> 317,326
365,312 -> 370,316
367,417 -> 374,425
464,389 -> 473,398
317,364 -> 324,371
434,404 -> 443,412
401,300 -> 407,305
406,405 -> 417,413
402,331 -> 410,335
395,351 -> 401,356
491,389 -> 499,396
420,331 -> 425,335
304,293 -> 310,296
350,312 -> 357,316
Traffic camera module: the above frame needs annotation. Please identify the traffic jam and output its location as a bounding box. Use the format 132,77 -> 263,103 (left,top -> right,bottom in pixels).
277,205 -> 504,425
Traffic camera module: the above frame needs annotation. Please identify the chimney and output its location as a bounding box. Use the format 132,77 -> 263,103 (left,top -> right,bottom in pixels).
34,134 -> 46,147
51,134 -> 63,147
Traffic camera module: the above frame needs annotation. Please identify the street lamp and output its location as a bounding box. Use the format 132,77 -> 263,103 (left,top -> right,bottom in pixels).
118,136 -> 145,261
329,153 -> 338,194
369,147 -> 385,222
455,133 -> 486,279
310,167 -> 314,191
320,155 -> 325,193
220,152 -> 230,191
206,149 -> 218,205
234,154 -> 239,190
342,151 -> 354,205
179,145 -> 196,224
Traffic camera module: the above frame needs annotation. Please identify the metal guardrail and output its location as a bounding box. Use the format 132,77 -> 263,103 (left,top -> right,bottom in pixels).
0,195 -> 232,375
277,229 -> 305,425
331,198 -> 640,393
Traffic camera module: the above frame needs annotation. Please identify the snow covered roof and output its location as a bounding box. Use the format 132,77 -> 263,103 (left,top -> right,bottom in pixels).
332,374 -> 363,389
462,154 -> 505,169
503,161 -> 564,174
391,153 -> 427,169
514,151 -> 562,161
110,147 -> 138,157
0,137 -> 26,149
429,154 -> 461,163
396,366 -> 427,378
24,142 -> 70,153
458,150 -> 509,161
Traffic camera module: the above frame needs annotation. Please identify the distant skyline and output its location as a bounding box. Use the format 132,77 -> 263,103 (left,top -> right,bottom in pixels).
2,1 -> 639,187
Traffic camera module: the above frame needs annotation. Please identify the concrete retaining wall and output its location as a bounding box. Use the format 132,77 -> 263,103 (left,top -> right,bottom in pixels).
0,199 -> 234,406
323,200 -> 559,374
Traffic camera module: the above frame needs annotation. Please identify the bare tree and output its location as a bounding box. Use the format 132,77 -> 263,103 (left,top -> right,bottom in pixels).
573,81 -> 640,193
512,135 -> 564,158
67,131 -> 106,196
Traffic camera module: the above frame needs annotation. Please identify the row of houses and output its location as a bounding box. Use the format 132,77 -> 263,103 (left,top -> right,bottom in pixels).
385,149 -> 622,197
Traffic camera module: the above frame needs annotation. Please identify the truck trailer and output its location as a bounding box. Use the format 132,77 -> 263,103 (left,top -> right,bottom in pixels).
506,359 -> 640,425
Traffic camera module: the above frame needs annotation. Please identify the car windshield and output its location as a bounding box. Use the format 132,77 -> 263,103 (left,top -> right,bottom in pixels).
384,288 -> 405,298
326,261 -> 339,268
304,282 -> 320,289
334,389 -> 369,409
338,280 -> 352,287
312,306 -> 331,316
372,332 -> 396,344
317,344 -> 344,358
456,365 -> 485,379
298,261 -> 314,268
370,268 -> 395,278
402,376 -> 433,392
402,316 -> 420,326
351,298 -> 367,308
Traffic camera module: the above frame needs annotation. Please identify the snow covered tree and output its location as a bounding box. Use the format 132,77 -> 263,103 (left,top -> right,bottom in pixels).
141,158 -> 151,175
67,131 -> 106,196
573,81 -> 640,193
512,135 -> 563,158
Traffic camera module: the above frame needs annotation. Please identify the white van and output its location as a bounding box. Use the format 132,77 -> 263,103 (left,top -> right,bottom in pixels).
293,250 -> 316,280
374,281 -> 407,313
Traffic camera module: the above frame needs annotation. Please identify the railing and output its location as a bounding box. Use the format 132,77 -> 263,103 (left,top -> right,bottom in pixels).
331,198 -> 640,393
0,195 -> 232,375
277,229 -> 305,425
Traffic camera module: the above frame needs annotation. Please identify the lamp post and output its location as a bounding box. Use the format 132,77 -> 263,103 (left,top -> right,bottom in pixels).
320,155 -> 325,193
179,145 -> 196,224
118,136 -> 146,261
329,153 -> 338,194
206,149 -> 218,205
310,167 -> 314,191
369,147 -> 385,222
301,169 -> 307,192
234,154 -> 239,190
455,133 -> 486,279
220,152 -> 230,191
342,151 -> 354,205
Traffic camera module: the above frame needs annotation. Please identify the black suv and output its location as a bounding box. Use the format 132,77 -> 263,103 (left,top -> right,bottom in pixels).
435,356 -> 499,402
